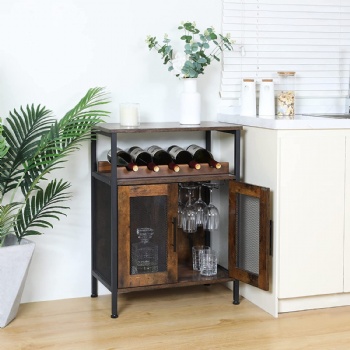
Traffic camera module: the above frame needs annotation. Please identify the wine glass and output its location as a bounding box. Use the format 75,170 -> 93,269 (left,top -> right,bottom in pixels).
177,183 -> 191,228
202,183 -> 220,230
181,183 -> 199,233
177,202 -> 185,229
177,185 -> 185,228
193,183 -> 207,227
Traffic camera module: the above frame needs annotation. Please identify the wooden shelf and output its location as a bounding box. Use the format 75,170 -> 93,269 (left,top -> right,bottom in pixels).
98,161 -> 229,175
93,162 -> 235,185
92,170 -> 235,186
117,265 -> 231,294
94,121 -> 243,135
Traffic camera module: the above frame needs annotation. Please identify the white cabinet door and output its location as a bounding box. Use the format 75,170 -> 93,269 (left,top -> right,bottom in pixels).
344,136 -> 350,292
278,133 -> 345,298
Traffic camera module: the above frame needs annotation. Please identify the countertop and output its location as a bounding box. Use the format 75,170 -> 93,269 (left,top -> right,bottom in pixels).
94,121 -> 242,134
218,113 -> 350,130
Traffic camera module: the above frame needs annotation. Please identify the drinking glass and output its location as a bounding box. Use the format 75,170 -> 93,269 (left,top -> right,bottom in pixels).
177,185 -> 185,228
177,202 -> 185,229
177,183 -> 191,228
203,183 -> 220,230
193,183 -> 207,227
181,183 -> 199,233
200,249 -> 218,276
192,245 -> 210,271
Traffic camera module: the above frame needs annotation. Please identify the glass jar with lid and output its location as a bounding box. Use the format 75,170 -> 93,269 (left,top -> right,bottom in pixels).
277,71 -> 295,119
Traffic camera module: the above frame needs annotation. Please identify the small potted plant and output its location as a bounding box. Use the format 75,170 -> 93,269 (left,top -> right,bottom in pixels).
0,87 -> 110,327
146,21 -> 234,124
146,21 -> 234,78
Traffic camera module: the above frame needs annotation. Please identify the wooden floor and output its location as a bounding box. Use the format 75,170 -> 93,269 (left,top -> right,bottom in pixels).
2,284 -> 350,349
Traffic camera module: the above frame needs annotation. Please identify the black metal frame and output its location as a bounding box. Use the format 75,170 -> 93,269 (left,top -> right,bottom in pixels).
91,124 -> 241,318
205,129 -> 241,305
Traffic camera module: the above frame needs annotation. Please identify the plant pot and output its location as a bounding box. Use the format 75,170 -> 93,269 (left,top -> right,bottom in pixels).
180,78 -> 201,125
0,234 -> 35,328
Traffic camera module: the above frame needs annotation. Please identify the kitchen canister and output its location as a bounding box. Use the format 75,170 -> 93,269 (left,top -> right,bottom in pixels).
240,79 -> 256,117
259,79 -> 275,118
277,71 -> 295,119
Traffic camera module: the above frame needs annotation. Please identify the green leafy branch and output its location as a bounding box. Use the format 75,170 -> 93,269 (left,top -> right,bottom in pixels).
146,21 -> 234,78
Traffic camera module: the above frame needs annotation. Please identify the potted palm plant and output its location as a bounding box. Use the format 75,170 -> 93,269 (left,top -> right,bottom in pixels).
0,87 -> 110,327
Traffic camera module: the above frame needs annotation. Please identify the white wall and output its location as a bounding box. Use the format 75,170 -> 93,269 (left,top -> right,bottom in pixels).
0,0 -> 224,302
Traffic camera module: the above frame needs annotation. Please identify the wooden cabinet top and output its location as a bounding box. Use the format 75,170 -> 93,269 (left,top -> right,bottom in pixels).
93,121 -> 243,134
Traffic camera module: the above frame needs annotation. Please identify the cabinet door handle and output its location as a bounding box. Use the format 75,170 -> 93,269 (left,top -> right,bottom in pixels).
172,217 -> 177,252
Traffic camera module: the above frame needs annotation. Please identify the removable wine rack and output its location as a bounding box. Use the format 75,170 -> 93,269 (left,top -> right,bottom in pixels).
97,161 -> 230,179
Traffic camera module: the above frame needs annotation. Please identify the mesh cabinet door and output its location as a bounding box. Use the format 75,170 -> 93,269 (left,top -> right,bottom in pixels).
118,184 -> 178,288
228,181 -> 270,291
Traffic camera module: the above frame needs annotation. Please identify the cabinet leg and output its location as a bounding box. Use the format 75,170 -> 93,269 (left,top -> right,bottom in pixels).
91,275 -> 98,298
233,279 -> 240,305
111,291 -> 118,318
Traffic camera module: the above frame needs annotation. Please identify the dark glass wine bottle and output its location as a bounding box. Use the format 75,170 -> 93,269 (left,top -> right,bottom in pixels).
167,145 -> 201,170
128,146 -> 160,172
186,144 -> 222,169
107,148 -> 138,172
147,145 -> 180,172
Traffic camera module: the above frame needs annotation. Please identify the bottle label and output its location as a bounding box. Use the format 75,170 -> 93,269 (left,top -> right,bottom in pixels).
147,145 -> 162,156
129,147 -> 144,159
168,146 -> 183,158
187,144 -> 201,154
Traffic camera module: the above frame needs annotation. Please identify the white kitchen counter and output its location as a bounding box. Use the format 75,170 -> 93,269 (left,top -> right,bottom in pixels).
221,117 -> 350,317
218,113 -> 350,130
218,113 -> 350,317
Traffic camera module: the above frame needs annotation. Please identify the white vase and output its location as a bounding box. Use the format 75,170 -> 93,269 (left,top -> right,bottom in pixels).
179,78 -> 201,125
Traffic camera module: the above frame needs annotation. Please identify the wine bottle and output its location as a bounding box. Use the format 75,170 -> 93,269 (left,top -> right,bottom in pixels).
167,145 -> 201,170
128,146 -> 160,172
186,144 -> 222,169
107,148 -> 138,172
147,145 -> 180,172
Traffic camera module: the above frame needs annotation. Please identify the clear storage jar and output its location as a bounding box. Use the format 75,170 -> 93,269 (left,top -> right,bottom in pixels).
277,71 -> 295,119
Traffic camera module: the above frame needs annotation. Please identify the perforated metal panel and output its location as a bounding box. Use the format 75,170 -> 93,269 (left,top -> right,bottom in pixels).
236,193 -> 260,275
94,180 -> 112,285
130,196 -> 168,274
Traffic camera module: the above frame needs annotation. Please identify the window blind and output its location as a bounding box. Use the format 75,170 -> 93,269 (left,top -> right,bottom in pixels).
221,0 -> 350,113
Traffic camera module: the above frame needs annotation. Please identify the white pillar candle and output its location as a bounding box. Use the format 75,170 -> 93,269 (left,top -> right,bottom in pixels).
119,103 -> 140,127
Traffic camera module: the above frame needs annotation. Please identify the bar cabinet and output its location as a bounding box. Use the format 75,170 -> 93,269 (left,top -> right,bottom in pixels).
90,122 -> 270,318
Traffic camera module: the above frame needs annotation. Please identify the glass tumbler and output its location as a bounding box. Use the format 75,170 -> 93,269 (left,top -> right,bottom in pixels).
192,245 -> 210,271
200,249 -> 218,276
